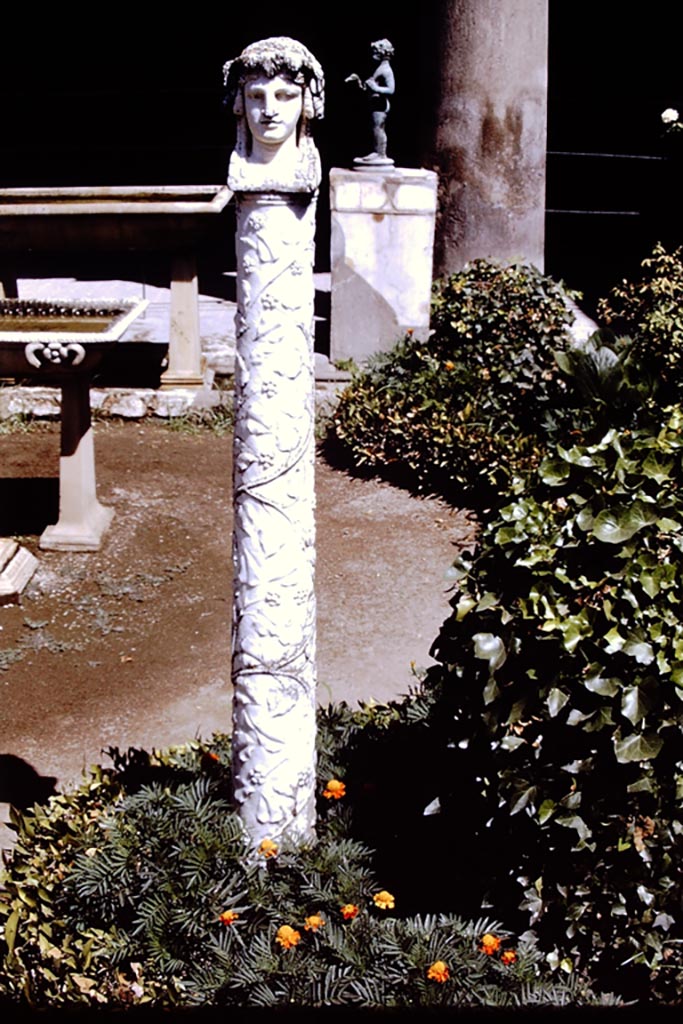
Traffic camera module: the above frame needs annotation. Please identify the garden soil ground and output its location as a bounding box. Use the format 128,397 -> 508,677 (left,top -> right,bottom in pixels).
0,419 -> 474,850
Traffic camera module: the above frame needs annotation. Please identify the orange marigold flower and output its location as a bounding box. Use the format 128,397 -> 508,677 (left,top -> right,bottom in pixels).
258,838 -> 278,859
304,913 -> 326,932
340,903 -> 359,920
427,960 -> 450,983
218,909 -> 239,926
444,360 -> 455,371
323,779 -> 346,800
275,925 -> 301,950
373,890 -> 395,910
480,933 -> 502,956
501,949 -> 517,966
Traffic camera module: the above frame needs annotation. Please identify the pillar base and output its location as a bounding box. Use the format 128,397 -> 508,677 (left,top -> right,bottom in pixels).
159,368 -> 205,390
352,155 -> 395,169
40,501 -> 114,552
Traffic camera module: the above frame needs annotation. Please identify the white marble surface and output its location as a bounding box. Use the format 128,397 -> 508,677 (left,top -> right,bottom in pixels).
231,192 -> 318,847
330,167 -> 438,364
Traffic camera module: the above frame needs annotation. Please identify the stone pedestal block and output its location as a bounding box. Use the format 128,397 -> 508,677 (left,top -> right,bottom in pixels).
330,167 -> 437,364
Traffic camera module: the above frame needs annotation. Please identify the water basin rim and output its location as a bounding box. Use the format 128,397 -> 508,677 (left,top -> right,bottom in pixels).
0,297 -> 149,342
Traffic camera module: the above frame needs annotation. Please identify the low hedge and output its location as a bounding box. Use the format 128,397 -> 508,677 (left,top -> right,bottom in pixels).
0,709 -> 606,1009
328,259 -> 576,502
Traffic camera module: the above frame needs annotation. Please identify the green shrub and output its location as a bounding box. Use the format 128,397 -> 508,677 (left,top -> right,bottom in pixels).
423,403 -> 683,1000
597,243 -> 683,398
553,329 -> 657,432
328,259 -> 575,501
0,721 -> 606,1008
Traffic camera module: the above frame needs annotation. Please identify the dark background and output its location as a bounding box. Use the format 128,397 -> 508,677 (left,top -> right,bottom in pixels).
0,1 -> 680,308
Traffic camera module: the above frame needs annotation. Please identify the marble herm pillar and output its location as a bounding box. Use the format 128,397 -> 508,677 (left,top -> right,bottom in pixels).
224,36 -> 324,848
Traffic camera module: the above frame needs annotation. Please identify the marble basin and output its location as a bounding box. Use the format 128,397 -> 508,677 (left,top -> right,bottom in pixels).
0,298 -> 147,377
0,185 -> 233,387
0,186 -> 232,251
0,297 -> 147,551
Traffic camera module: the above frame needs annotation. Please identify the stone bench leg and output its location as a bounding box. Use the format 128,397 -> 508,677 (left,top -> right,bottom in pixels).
0,270 -> 19,299
160,252 -> 204,388
39,377 -> 113,551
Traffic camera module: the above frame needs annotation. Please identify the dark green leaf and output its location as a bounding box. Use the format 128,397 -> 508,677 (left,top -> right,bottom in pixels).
592,502 -> 657,544
614,731 -> 663,763
621,685 -> 651,726
546,688 -> 569,718
583,668 -> 620,697
473,632 -> 506,671
4,908 -> 19,956
540,458 -> 570,485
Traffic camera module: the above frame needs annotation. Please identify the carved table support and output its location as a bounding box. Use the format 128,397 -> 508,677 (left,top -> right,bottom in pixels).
40,375 -> 114,551
159,252 -> 204,388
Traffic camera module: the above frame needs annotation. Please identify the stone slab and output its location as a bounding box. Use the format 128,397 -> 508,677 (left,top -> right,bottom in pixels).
0,539 -> 39,604
330,167 -> 437,365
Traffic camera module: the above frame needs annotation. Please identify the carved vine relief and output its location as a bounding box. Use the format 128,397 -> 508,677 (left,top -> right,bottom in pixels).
231,194 -> 318,845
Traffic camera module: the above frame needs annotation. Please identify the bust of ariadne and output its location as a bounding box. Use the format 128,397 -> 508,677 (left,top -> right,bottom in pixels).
223,36 -> 325,193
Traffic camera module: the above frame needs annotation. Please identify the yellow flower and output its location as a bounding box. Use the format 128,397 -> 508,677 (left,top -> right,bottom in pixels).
304,913 -> 325,932
444,360 -> 455,371
501,949 -> 517,965
373,890 -> 395,910
323,779 -> 346,800
480,933 -> 502,956
427,960 -> 449,983
258,838 -> 278,859
275,925 -> 301,950
218,909 -> 239,926
340,903 -> 359,920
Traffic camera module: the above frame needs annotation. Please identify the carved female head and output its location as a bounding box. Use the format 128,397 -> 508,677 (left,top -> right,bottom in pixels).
224,37 -> 325,192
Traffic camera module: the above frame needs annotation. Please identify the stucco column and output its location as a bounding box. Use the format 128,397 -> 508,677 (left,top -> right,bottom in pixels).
431,0 -> 548,275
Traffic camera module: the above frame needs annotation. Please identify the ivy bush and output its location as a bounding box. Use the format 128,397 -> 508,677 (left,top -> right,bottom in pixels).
0,722 -> 606,1009
327,259 -> 576,501
423,403 -> 683,1001
597,243 -> 683,398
